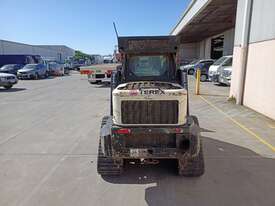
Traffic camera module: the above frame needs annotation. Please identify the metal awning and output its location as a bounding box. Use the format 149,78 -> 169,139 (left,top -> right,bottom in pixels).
171,0 -> 237,43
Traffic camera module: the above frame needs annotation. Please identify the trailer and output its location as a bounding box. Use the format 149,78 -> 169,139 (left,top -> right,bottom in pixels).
80,63 -> 121,84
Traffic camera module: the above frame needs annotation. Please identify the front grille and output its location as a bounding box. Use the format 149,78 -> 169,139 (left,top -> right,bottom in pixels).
7,76 -> 15,80
95,74 -> 105,78
209,71 -> 215,76
121,100 -> 178,124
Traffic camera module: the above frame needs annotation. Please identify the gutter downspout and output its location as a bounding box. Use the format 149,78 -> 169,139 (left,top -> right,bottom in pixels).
236,0 -> 253,105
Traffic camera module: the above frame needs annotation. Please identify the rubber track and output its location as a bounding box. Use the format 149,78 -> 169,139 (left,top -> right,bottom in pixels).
97,116 -> 122,176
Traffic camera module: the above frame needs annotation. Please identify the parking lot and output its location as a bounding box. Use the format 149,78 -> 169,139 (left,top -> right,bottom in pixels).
0,73 -> 274,206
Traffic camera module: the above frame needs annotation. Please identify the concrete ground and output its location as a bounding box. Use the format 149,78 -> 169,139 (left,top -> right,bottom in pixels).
0,73 -> 274,206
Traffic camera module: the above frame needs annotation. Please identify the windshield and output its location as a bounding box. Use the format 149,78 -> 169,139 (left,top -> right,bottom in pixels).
128,55 -> 169,77
213,57 -> 228,65
23,64 -> 36,69
49,63 -> 57,68
222,57 -> 233,66
0,64 -> 15,70
189,60 -> 198,65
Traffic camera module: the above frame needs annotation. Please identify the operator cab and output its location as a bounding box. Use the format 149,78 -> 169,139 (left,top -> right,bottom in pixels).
125,54 -> 177,82
117,36 -> 180,85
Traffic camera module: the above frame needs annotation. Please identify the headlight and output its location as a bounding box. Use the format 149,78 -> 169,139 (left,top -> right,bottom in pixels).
222,70 -> 231,77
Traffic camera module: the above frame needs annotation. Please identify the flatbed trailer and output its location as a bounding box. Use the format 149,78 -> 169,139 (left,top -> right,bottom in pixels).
80,63 -> 121,84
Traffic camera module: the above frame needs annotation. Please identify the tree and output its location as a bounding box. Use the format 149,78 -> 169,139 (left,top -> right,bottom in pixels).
74,50 -> 90,61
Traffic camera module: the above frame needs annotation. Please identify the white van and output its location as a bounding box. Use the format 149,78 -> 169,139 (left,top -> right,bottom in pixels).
208,55 -> 232,82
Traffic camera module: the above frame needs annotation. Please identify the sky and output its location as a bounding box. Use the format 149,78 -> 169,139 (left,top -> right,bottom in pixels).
0,0 -> 190,55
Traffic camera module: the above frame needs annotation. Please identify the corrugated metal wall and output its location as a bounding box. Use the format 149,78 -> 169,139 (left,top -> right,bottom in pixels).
0,40 -> 74,62
234,0 -> 275,45
37,45 -> 75,59
197,38 -> 211,59
223,28 -> 235,55
249,0 -> 275,43
178,43 -> 199,62
197,28 -> 235,59
179,27 -> 234,62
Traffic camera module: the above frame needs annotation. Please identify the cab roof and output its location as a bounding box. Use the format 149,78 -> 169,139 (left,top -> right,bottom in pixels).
118,36 -> 178,54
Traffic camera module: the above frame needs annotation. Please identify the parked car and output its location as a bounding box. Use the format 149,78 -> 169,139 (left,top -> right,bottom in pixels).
81,64 -> 119,84
0,73 -> 18,89
48,62 -> 64,76
218,65 -> 232,86
64,67 -> 70,75
179,59 -> 193,66
193,60 -> 215,81
103,55 -> 113,64
208,55 -> 233,82
72,59 -> 86,71
0,64 -> 23,75
17,64 -> 48,79
64,61 -> 73,71
181,59 -> 214,75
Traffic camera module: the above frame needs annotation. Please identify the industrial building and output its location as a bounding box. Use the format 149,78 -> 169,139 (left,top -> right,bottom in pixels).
0,39 -> 75,62
171,0 -> 275,120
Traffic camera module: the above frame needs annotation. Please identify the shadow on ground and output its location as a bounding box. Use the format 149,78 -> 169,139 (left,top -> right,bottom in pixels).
213,83 -> 230,87
200,93 -> 228,97
95,83 -> 110,88
0,87 -> 26,92
102,137 -> 275,206
19,76 -> 57,81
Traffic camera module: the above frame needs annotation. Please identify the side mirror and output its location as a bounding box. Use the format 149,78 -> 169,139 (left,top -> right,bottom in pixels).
111,70 -> 121,89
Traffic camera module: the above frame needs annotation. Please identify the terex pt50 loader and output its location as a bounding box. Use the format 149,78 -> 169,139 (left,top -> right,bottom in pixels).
97,36 -> 205,176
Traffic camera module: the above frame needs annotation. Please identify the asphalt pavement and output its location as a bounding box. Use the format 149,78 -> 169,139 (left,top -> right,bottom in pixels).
0,73 -> 274,206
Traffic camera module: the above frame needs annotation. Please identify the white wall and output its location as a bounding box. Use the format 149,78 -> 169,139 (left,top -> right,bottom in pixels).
242,0 -> 275,120
230,0 -> 275,120
243,39 -> 275,120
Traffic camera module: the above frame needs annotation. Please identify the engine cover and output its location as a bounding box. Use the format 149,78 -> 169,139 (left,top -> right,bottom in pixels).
112,81 -> 187,126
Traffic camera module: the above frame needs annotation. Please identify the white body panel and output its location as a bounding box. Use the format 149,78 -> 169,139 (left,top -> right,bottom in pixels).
112,82 -> 188,126
88,73 -> 111,83
0,73 -> 18,87
81,64 -> 119,83
208,56 -> 232,80
219,66 -> 232,85
208,65 -> 220,79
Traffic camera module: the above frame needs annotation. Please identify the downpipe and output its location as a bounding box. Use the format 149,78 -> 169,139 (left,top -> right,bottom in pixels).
236,0 -> 253,105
